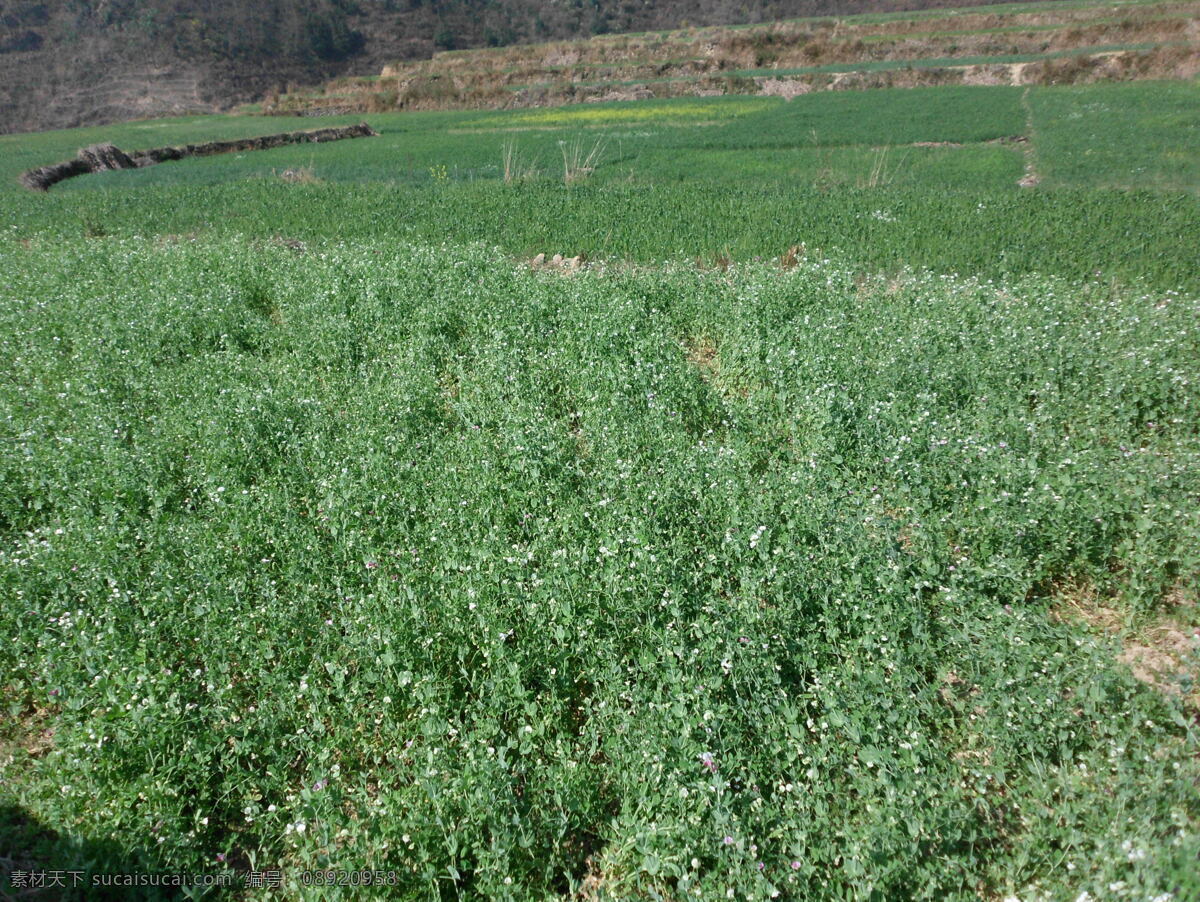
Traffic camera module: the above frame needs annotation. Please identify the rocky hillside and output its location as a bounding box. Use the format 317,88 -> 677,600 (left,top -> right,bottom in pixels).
2,0 -> 1063,134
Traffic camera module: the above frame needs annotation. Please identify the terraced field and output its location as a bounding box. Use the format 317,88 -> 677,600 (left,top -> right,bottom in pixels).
265,0 -> 1199,115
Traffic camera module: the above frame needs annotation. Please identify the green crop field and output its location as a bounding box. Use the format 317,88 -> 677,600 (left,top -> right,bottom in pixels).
2,82 -> 1198,289
2,71 -> 1199,901
1029,81 -> 1200,191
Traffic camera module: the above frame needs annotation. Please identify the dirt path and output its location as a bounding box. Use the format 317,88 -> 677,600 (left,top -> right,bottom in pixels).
1017,87 -> 1042,188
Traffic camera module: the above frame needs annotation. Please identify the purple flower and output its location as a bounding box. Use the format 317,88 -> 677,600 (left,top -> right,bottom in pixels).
365,561 -> 379,570
312,779 -> 327,791
791,861 -> 802,870
699,751 -> 718,773
216,852 -> 227,863
723,835 -> 735,846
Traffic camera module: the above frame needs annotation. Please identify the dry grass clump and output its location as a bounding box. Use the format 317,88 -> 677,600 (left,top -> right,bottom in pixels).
277,163 -> 319,184
559,137 -> 606,184
502,139 -> 541,183
779,244 -> 805,269
682,334 -> 720,380
1051,579 -> 1199,706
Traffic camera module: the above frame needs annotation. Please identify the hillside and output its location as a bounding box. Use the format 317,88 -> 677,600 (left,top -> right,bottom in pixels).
0,0 -> 364,135
1,0 -> 1082,134
273,0 -> 1200,116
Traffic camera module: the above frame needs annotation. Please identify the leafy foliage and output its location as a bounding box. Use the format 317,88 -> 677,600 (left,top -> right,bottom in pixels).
1,75 -> 1198,901
0,237 -> 1197,899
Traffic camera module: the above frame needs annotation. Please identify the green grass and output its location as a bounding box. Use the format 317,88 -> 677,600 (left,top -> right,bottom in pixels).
1,237 -> 1198,900
1,74 -> 1199,900
686,86 -> 1027,149
0,84 -> 1196,293
606,144 -> 1025,190
9,180 -> 1197,292
1030,80 -> 1200,191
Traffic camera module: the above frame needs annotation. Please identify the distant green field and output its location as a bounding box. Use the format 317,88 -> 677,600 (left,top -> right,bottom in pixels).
686,86 -> 1027,149
3,82 -> 1198,290
1,75 -> 1199,901
1030,80 -> 1200,190
4,82 -> 1195,194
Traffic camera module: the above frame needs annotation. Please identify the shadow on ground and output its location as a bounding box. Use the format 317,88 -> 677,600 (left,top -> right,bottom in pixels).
0,803 -> 216,901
